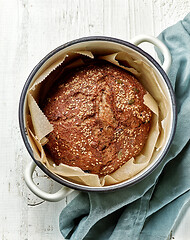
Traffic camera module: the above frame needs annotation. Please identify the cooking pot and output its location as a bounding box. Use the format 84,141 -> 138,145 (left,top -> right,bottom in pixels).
19,35 -> 176,201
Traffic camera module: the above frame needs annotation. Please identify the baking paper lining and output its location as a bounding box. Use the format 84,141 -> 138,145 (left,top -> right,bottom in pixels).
26,48 -> 170,187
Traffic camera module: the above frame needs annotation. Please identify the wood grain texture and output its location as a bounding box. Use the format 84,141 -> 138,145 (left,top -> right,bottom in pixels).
0,0 -> 189,239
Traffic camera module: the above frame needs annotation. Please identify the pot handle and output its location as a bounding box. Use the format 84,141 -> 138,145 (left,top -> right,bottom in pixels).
130,34 -> 171,74
24,161 -> 74,202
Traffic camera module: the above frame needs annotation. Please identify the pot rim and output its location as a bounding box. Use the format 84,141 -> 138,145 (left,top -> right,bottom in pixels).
19,36 -> 177,192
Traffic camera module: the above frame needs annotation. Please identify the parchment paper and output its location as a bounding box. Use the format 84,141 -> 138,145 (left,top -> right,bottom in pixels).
25,48 -> 170,187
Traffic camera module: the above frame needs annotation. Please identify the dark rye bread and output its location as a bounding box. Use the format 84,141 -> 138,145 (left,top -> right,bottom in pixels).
42,62 -> 152,176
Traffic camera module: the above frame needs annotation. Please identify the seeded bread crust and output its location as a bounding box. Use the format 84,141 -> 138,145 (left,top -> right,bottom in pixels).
42,62 -> 152,176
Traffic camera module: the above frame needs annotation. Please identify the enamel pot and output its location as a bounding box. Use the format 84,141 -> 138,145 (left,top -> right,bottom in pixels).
19,35 -> 176,201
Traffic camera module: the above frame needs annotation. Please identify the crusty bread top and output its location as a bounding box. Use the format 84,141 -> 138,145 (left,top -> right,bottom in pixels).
42,62 -> 152,176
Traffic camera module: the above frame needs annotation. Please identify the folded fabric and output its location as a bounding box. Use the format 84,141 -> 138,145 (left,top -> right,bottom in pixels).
59,13 -> 190,240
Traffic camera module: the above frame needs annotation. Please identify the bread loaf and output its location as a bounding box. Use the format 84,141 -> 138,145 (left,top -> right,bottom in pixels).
42,62 -> 152,176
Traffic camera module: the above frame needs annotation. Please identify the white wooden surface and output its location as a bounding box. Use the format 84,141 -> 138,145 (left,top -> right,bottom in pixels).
0,0 -> 190,239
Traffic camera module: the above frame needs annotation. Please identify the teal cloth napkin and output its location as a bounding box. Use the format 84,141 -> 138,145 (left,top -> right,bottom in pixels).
59,13 -> 190,240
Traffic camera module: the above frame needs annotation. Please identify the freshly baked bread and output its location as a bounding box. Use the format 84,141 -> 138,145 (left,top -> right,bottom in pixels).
42,62 -> 152,176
